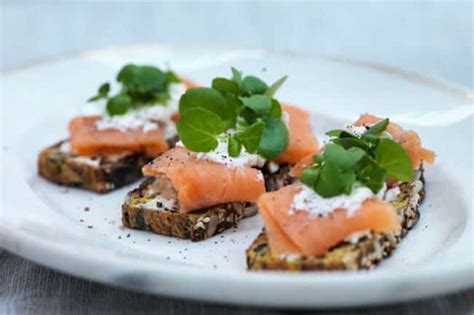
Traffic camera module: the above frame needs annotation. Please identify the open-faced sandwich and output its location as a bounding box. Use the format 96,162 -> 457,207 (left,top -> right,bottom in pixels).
247,114 -> 435,271
122,68 -> 319,241
38,64 -> 195,193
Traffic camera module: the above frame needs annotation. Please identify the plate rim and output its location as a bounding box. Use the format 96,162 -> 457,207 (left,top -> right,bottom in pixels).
1,43 -> 473,308
1,219 -> 473,308
2,42 -> 473,101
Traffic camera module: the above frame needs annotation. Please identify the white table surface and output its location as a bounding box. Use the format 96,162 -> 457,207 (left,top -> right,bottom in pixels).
1,1 -> 473,314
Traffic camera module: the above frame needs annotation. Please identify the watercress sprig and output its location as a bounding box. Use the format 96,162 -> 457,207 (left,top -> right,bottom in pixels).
301,119 -> 413,198
176,68 -> 289,160
88,64 -> 180,116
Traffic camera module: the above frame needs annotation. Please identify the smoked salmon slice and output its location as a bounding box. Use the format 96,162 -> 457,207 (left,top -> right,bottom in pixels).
142,147 -> 266,213
353,114 -> 436,168
258,184 -> 400,258
276,104 -> 319,164
69,78 -> 196,157
181,78 -> 197,90
69,115 -> 169,157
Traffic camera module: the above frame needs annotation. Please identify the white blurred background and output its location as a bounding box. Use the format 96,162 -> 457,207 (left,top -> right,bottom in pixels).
1,1 -> 472,89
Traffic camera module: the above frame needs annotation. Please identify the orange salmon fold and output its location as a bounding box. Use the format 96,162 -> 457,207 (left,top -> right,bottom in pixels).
353,114 -> 436,168
258,184 -> 400,258
69,115 -> 169,157
69,78 -> 196,157
276,104 -> 319,164
143,147 -> 266,213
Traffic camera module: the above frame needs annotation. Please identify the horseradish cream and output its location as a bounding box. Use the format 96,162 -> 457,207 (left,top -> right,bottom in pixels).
95,82 -> 185,135
176,132 -> 266,168
267,161 -> 280,173
71,156 -> 102,167
345,123 -> 393,140
136,194 -> 178,211
95,113 -> 159,133
409,180 -> 423,208
290,184 -> 386,217
59,141 -> 102,167
345,124 -> 368,137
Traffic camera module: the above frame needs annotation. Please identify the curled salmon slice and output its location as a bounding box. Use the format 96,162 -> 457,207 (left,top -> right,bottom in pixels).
69,78 -> 196,157
69,115 -> 169,157
258,184 -> 400,258
276,104 -> 319,164
143,147 -> 266,213
353,113 -> 436,168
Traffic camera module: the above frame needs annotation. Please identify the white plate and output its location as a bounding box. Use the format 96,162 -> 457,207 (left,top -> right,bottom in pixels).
1,44 -> 473,309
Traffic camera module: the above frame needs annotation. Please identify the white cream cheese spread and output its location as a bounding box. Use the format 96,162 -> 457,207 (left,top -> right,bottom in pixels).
289,184 -> 385,217
176,132 -> 266,168
136,194 -> 178,211
94,82 -> 185,135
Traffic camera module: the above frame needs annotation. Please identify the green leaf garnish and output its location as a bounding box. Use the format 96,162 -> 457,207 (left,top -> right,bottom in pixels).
231,67 -> 242,85
236,121 -> 265,153
106,95 -> 131,115
375,138 -> 413,181
268,99 -> 282,118
222,94 -> 240,128
356,155 -> 387,193
364,118 -> 389,136
323,144 -> 365,171
116,65 -> 178,104
228,135 -> 242,157
265,75 -> 288,96
212,78 -> 241,95
300,166 -> 320,187
88,64 -> 180,115
240,76 -> 268,95
332,137 -> 370,151
258,116 -> 289,160
87,82 -> 110,102
313,160 -> 352,198
301,117 -> 415,197
98,82 -> 110,95
361,133 -> 379,144
302,146 -> 360,197
176,108 -> 224,152
312,154 -> 323,164
119,65 -> 166,93
326,129 -> 357,138
340,171 -> 358,194
239,95 -> 272,114
325,129 -> 345,137
240,107 -> 257,125
179,87 -> 227,120
166,70 -> 181,84
176,67 -> 289,161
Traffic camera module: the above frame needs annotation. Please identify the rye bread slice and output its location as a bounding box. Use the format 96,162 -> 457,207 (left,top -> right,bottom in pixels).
246,167 -> 425,271
121,159 -> 294,241
262,163 -> 295,192
38,137 -> 177,193
121,177 -> 258,241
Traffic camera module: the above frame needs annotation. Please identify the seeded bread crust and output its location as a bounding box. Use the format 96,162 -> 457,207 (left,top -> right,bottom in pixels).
121,160 -> 294,241
38,138 -> 178,193
121,177 -> 258,241
262,163 -> 295,192
246,168 -> 425,271
247,230 -> 397,271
